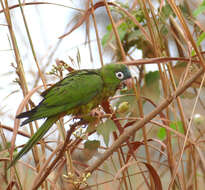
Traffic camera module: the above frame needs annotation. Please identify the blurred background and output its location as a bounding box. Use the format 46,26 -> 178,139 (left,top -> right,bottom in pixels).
1,0 -> 205,189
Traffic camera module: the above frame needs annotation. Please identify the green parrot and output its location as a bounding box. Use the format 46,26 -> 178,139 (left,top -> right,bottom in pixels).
8,63 -> 131,168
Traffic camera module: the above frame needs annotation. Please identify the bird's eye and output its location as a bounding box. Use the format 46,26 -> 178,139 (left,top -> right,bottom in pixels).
115,71 -> 124,80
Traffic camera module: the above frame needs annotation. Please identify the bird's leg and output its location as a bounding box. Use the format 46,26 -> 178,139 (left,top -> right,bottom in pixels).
90,106 -> 105,119
89,107 -> 106,126
73,108 -> 104,129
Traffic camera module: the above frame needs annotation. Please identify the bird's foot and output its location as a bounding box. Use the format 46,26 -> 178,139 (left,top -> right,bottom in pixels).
90,108 -> 105,120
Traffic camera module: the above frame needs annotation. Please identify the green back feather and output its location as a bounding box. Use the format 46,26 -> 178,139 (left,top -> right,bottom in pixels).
22,70 -> 104,124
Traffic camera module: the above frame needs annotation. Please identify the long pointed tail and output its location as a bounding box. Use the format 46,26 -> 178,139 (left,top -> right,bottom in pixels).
8,115 -> 59,169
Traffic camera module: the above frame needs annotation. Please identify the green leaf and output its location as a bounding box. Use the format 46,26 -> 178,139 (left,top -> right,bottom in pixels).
118,22 -> 128,40
170,121 -> 184,134
101,24 -> 112,47
96,119 -> 117,146
84,140 -> 100,150
106,24 -> 112,32
157,127 -> 166,140
145,71 -> 160,85
86,122 -> 96,133
191,32 -> 205,56
142,71 -> 160,102
101,23 -> 128,47
161,3 -> 175,18
196,32 -> 205,46
160,25 -> 169,36
193,0 -> 205,17
157,121 -> 184,140
102,33 -> 111,47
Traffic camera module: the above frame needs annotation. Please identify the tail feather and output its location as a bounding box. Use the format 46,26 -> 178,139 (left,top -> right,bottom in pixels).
16,108 -> 37,126
16,100 -> 44,126
16,108 -> 38,126
8,115 -> 59,169
20,118 -> 34,126
16,108 -> 36,119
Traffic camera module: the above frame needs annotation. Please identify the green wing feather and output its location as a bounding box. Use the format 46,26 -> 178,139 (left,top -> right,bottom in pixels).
8,115 -> 59,168
9,70 -> 104,168
18,70 -> 104,125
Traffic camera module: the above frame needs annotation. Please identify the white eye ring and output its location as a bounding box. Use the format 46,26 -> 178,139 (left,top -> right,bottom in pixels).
115,71 -> 124,80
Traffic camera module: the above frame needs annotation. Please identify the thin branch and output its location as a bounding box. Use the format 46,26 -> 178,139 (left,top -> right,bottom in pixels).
85,67 -> 204,174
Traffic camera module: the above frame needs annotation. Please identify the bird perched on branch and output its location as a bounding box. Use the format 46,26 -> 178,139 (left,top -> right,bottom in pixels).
8,63 -> 131,168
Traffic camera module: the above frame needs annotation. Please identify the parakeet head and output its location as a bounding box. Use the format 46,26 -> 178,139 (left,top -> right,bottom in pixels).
100,63 -> 131,88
